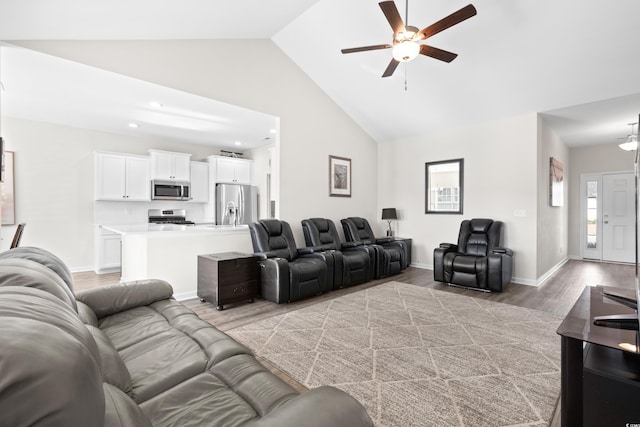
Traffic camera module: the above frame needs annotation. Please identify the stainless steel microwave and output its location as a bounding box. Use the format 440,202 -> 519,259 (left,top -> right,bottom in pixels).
151,180 -> 191,201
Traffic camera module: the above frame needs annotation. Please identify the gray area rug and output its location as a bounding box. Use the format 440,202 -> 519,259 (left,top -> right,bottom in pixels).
227,281 -> 563,426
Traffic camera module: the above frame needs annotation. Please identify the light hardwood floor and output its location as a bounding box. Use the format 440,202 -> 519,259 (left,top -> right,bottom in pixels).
73,260 -> 635,425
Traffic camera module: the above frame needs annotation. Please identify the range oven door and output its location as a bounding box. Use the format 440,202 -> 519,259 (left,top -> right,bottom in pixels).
151,180 -> 191,200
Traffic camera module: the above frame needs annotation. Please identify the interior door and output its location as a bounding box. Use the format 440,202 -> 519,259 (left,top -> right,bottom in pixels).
602,173 -> 635,263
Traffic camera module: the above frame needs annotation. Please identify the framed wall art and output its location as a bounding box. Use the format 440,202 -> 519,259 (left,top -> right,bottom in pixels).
329,155 -> 351,197
550,157 -> 564,207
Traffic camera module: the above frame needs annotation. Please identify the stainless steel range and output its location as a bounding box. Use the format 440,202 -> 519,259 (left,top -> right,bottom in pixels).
148,209 -> 195,225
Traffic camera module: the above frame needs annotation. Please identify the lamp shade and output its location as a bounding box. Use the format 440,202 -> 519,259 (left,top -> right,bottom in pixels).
381,208 -> 398,220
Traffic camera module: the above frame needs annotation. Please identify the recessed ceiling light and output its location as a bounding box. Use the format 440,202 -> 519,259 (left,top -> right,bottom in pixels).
150,101 -> 163,108
234,141 -> 242,146
269,129 -> 277,134
128,123 -> 139,128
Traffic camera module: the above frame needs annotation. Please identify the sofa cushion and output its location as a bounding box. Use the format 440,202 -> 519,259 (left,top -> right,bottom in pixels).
103,383 -> 152,427
98,299 -> 251,402
0,287 -> 104,427
0,258 -> 77,311
139,371 -> 260,427
87,325 -> 133,395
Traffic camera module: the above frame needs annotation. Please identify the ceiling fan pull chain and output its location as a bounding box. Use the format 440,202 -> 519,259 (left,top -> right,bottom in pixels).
404,63 -> 408,91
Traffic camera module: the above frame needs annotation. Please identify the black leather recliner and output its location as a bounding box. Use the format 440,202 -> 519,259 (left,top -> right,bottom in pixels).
301,218 -> 371,288
433,218 -> 513,292
249,219 -> 331,303
341,217 -> 407,278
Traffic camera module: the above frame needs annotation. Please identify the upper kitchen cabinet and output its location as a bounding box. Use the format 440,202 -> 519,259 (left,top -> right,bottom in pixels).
211,155 -> 253,184
149,149 -> 191,181
189,161 -> 209,203
95,152 -> 150,201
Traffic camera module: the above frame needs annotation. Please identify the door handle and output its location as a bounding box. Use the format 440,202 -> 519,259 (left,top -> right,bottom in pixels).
604,221 -> 609,224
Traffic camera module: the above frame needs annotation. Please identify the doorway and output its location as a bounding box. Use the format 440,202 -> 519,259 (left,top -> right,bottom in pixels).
580,172 -> 635,263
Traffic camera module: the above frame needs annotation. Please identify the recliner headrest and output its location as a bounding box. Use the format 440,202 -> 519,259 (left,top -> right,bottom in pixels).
260,219 -> 284,236
469,218 -> 493,233
311,218 -> 331,233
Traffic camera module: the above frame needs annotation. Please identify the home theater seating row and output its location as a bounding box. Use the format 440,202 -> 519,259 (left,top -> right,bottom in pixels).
248,217 -> 410,304
0,247 -> 373,427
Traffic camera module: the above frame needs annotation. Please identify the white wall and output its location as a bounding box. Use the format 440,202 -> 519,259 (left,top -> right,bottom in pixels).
1,116 -> 227,268
9,40 -> 379,264
568,142 -> 635,257
536,116 -> 570,278
378,113 -> 539,284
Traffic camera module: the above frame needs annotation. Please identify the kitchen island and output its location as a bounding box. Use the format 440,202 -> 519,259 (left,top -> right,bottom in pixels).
101,224 -> 254,300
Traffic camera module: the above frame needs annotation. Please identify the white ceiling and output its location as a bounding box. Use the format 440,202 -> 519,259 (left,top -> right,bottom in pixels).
0,45 -> 278,150
1,0 -> 640,148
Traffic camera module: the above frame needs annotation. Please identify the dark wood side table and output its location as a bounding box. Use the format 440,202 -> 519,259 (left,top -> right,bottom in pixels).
197,252 -> 259,311
557,285 -> 640,427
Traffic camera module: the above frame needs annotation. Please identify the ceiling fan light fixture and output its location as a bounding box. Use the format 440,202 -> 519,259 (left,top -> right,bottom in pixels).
392,40 -> 420,62
619,134 -> 639,151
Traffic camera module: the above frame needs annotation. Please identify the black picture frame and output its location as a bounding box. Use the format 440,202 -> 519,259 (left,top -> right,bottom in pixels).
425,158 -> 464,214
329,155 -> 351,197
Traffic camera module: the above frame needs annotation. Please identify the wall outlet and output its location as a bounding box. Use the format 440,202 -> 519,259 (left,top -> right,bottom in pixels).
514,209 -> 527,217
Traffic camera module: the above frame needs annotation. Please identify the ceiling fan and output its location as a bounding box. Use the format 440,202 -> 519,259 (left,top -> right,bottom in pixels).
341,1 -> 477,78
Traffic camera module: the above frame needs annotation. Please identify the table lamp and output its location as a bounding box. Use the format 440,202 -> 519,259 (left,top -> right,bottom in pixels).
381,208 -> 397,237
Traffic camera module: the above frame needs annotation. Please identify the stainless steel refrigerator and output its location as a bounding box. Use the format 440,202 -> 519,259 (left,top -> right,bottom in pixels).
215,183 -> 257,226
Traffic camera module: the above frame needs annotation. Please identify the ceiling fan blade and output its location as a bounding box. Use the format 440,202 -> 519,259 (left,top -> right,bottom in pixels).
379,1 -> 406,35
341,44 -> 393,54
417,4 -> 477,40
382,59 -> 400,78
419,44 -> 458,63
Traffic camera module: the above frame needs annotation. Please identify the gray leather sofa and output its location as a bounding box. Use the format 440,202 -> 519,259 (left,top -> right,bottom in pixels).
0,247 -> 373,427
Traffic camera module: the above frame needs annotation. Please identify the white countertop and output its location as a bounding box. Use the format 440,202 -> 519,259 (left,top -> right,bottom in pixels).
101,223 -> 250,236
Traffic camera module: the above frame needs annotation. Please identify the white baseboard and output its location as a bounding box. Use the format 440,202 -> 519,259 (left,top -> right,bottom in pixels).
69,266 -> 97,273
174,291 -> 197,301
535,257 -> 570,286
410,262 -> 431,270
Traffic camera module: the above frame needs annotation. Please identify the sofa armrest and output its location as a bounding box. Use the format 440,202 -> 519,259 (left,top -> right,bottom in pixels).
75,279 -> 173,319
250,386 -> 373,427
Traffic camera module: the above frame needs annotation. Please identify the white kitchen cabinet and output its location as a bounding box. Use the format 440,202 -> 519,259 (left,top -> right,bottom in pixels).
149,149 -> 191,181
212,156 -> 253,184
189,161 -> 209,203
95,228 -> 121,273
95,152 -> 150,201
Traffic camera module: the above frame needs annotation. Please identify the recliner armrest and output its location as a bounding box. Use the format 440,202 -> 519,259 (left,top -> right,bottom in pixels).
439,243 -> 457,250
491,247 -> 513,256
375,237 -> 393,244
254,251 -> 278,260
340,241 -> 363,250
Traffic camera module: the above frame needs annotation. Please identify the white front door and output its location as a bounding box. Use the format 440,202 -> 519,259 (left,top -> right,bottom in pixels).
602,173 -> 635,263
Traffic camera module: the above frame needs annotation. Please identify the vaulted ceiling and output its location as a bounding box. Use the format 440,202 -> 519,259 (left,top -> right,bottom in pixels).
1,0 -> 640,147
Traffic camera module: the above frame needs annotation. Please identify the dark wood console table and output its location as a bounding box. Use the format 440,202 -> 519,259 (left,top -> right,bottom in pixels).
557,285 -> 640,426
